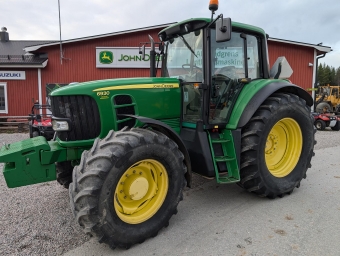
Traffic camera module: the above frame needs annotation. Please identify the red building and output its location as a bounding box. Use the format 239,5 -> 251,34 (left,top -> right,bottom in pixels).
0,24 -> 331,116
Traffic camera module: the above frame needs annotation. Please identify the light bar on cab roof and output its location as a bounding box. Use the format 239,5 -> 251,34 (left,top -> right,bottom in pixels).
209,0 -> 219,11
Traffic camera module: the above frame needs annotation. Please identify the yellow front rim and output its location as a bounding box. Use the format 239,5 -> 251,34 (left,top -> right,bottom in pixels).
265,118 -> 302,177
114,159 -> 168,224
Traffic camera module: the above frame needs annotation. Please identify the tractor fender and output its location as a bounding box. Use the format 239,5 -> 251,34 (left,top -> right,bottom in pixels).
119,114 -> 192,188
234,81 -> 313,129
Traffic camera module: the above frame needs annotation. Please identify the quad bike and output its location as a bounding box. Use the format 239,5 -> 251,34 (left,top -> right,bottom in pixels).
312,112 -> 340,131
28,102 -> 55,140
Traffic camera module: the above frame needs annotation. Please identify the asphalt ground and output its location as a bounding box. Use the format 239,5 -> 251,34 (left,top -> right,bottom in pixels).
64,134 -> 340,256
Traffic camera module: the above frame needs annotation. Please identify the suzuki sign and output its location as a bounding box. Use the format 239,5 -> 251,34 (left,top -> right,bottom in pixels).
0,71 -> 26,80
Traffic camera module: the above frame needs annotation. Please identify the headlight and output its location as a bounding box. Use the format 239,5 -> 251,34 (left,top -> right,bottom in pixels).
52,120 -> 70,131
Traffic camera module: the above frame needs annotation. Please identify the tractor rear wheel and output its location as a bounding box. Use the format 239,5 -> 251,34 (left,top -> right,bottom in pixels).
56,161 -> 73,189
239,93 -> 315,198
69,128 -> 186,249
315,119 -> 326,130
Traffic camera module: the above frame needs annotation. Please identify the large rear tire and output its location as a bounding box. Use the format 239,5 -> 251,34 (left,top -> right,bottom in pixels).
69,128 -> 186,249
239,93 -> 315,198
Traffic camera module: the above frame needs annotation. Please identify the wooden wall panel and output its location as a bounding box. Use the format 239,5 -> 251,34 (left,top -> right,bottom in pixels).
268,41 -> 315,91
38,29 -> 162,102
0,68 -> 38,116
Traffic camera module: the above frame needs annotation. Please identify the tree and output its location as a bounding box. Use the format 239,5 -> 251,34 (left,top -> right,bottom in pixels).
336,67 -> 340,86
317,63 -> 340,86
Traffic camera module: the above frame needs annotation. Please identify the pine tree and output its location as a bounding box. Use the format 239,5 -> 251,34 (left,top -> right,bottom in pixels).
336,67 -> 340,86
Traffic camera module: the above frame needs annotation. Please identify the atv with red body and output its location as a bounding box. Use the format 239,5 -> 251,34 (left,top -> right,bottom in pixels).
312,112 -> 340,131
28,102 -> 54,140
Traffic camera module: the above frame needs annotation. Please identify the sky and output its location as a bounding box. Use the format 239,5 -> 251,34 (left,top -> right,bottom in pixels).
1,0 -> 339,68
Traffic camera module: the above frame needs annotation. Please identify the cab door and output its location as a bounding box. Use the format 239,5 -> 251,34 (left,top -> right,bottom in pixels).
208,30 -> 261,125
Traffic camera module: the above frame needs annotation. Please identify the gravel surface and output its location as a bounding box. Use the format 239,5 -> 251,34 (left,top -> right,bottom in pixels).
0,133 -> 89,256
0,128 -> 339,255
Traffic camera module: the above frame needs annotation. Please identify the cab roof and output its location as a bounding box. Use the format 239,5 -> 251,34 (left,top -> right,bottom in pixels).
158,18 -> 267,41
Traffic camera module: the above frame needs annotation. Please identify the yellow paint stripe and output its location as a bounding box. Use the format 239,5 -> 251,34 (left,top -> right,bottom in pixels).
93,83 -> 179,92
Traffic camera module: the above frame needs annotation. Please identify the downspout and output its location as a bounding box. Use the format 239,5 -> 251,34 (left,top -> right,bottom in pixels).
38,68 -> 42,115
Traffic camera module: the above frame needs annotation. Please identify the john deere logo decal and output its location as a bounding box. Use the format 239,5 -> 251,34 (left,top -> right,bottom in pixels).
99,51 -> 113,64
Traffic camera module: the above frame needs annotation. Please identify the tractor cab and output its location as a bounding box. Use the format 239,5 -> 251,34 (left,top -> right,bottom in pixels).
155,14 -> 270,180
158,16 -> 267,129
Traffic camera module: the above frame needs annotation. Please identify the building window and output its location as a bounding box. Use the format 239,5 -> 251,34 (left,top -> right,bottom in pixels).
0,83 -> 8,114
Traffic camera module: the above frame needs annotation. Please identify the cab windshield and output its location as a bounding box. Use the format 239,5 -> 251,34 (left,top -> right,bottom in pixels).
162,30 -> 204,83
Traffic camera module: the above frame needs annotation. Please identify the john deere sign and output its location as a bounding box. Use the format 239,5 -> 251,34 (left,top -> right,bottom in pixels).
96,47 -> 155,68
99,51 -> 113,64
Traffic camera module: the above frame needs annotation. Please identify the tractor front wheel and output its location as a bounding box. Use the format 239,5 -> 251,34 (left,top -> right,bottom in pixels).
239,93 -> 315,198
69,128 -> 186,249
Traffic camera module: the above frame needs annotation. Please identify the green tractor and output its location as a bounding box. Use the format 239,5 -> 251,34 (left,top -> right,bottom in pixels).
0,1 -> 315,250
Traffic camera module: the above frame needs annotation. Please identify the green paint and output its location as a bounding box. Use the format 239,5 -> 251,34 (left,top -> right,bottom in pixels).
207,129 -> 240,183
226,79 -> 289,129
1,137 -> 56,188
0,136 -> 87,188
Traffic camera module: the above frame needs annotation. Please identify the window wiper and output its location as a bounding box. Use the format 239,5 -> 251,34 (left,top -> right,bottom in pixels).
179,35 -> 197,58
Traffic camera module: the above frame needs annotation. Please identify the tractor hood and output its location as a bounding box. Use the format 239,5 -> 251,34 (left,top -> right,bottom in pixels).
50,77 -> 181,96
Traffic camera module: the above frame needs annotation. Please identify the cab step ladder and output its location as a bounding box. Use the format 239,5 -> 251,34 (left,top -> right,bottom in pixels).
207,129 -> 240,184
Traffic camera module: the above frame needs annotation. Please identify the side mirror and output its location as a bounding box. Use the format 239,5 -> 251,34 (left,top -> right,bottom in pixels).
139,45 -> 146,60
36,114 -> 42,122
216,18 -> 232,42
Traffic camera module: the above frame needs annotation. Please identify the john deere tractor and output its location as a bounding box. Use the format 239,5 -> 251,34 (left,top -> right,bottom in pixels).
0,1 -> 315,249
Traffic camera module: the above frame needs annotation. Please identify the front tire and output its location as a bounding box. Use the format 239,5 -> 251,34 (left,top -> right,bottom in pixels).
69,128 -> 186,249
316,102 -> 331,113
239,93 -> 315,198
331,121 -> 340,131
315,119 -> 326,130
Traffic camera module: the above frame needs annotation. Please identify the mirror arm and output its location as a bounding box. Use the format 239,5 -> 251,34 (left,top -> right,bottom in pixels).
208,13 -> 223,28
218,14 -> 227,32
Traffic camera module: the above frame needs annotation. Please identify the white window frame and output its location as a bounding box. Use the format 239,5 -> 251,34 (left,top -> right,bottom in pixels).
0,82 -> 8,114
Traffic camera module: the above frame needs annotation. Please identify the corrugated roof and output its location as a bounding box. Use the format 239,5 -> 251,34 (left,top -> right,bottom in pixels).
24,23 -> 173,52
0,40 -> 55,55
23,23 -> 332,55
269,37 -> 332,54
0,54 -> 48,65
0,40 -> 54,67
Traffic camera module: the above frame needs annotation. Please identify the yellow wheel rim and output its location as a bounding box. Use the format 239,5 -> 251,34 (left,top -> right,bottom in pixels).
114,159 -> 168,224
265,118 -> 302,177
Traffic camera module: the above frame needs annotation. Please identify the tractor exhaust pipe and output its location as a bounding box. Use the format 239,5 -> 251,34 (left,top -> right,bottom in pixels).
148,35 -> 156,77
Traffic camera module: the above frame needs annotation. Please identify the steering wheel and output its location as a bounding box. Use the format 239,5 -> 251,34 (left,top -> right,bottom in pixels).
182,64 -> 202,71
215,66 -> 238,80
212,73 -> 232,82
